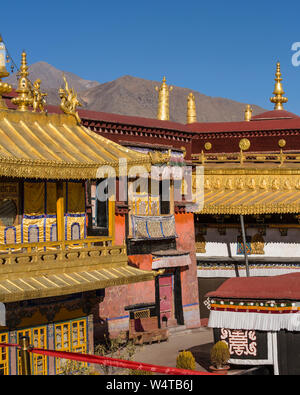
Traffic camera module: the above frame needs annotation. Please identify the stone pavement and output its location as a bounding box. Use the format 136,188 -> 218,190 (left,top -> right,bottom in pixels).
133,327 -> 214,372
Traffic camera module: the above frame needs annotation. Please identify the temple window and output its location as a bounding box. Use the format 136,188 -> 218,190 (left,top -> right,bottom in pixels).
54,318 -> 87,374
17,327 -> 47,375
0,333 -> 9,375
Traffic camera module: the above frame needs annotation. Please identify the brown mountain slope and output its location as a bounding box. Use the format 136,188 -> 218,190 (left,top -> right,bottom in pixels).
82,75 -> 266,123
6,61 -> 100,106
7,62 -> 267,122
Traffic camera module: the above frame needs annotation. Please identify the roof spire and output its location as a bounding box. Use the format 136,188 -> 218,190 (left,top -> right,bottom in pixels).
244,104 -> 252,121
155,76 -> 173,121
186,92 -> 197,124
11,51 -> 33,111
270,62 -> 288,110
0,35 -> 12,109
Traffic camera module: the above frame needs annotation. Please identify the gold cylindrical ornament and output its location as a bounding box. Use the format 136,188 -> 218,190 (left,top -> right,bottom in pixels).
155,77 -> 173,121
244,105 -> 252,122
186,92 -> 197,124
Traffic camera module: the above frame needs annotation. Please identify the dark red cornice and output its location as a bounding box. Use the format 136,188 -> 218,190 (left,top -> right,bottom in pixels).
4,89 -> 300,155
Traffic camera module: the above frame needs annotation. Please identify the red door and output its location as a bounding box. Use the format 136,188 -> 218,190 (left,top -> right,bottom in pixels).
159,275 -> 173,326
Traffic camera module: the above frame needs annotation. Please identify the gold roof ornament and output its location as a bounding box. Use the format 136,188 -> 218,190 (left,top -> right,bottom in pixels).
239,138 -> 251,151
186,92 -> 197,124
0,35 -> 12,110
11,51 -> 33,111
155,76 -> 173,121
205,142 -> 212,151
278,139 -> 286,148
59,75 -> 82,124
244,104 -> 252,121
32,78 -> 47,113
270,62 -> 288,110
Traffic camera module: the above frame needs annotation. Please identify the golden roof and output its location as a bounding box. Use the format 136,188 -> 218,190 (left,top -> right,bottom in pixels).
0,262 -> 156,303
0,109 -> 161,179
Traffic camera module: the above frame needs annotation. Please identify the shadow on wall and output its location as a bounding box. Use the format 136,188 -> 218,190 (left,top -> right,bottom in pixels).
93,315 -> 110,345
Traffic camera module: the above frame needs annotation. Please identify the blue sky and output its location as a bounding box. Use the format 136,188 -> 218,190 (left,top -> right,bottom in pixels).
2,0 -> 300,114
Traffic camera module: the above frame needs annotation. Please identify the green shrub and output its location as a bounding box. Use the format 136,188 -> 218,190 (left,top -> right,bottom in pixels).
176,350 -> 196,371
210,341 -> 230,369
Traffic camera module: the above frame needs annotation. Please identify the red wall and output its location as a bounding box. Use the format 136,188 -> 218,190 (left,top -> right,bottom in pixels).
114,214 -> 125,245
175,212 -> 199,308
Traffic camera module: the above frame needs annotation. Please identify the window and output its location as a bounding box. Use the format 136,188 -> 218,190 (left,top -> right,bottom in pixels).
0,333 -> 9,375
159,180 -> 170,215
17,327 -> 47,375
54,318 -> 87,374
86,180 -> 109,236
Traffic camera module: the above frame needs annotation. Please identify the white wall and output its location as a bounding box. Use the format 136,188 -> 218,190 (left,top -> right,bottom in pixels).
197,227 -> 300,259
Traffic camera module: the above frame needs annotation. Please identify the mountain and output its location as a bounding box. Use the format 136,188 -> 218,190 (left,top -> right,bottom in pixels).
7,62 -> 267,122
81,75 -> 266,123
6,61 -> 100,106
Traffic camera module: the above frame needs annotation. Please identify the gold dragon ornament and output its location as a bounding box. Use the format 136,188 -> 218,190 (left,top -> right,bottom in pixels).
59,75 -> 82,124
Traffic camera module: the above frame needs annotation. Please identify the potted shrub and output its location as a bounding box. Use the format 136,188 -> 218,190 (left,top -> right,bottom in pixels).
210,341 -> 230,374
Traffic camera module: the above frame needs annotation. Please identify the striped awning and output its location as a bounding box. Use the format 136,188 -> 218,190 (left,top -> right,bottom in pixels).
0,265 -> 157,303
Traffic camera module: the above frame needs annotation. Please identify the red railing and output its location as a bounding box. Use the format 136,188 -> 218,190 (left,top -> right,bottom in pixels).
0,341 -> 217,375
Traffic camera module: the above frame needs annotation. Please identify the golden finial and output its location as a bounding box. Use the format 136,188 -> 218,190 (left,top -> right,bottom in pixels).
155,76 -> 173,121
270,62 -> 288,110
0,35 -> 12,109
11,51 -> 33,111
244,104 -> 252,121
59,74 -> 82,124
186,92 -> 197,124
